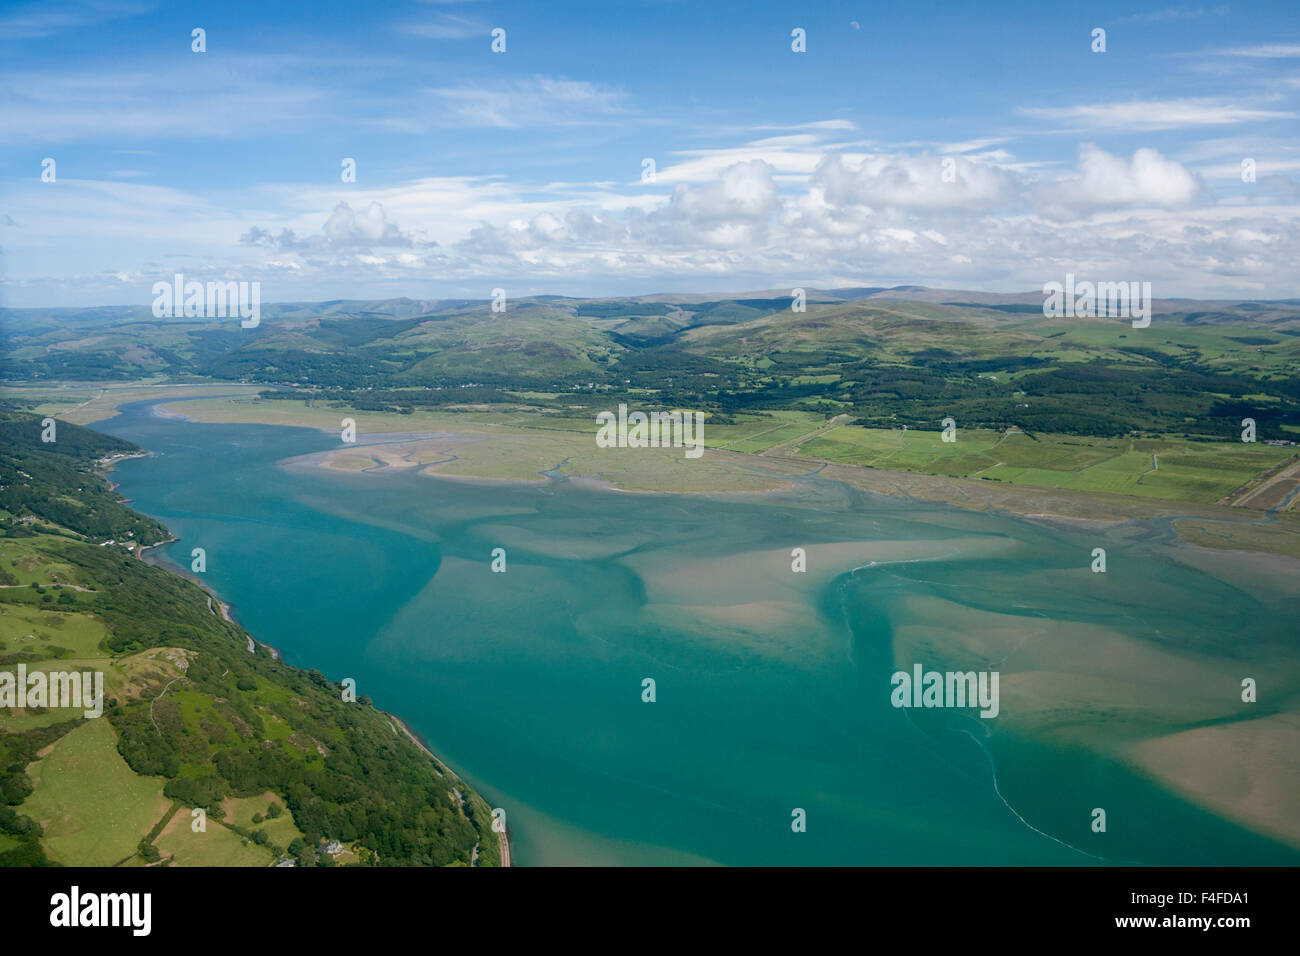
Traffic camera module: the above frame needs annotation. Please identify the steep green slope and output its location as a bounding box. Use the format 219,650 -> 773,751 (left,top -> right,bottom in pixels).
0,413 -> 500,867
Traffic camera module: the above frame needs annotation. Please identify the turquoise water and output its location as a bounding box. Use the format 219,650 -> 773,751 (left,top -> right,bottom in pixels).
97,401 -> 1300,866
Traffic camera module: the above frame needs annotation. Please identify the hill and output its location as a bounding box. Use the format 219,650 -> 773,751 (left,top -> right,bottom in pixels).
0,413 -> 500,867
3,287 -> 1299,441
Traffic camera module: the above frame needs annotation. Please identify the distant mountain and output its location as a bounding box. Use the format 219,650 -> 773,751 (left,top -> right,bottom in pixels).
3,287 -> 1298,442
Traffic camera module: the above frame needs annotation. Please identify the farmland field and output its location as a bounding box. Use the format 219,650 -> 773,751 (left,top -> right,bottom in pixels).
21,718 -> 170,866
798,426 -> 1297,503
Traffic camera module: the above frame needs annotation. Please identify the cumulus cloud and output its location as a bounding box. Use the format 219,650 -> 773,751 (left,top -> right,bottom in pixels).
421,146 -> 1249,290
1041,144 -> 1202,215
241,201 -> 416,250
812,152 -> 1022,211
664,160 -> 779,224
19,140 -> 1296,304
322,201 -> 412,246
218,144 -> 1293,298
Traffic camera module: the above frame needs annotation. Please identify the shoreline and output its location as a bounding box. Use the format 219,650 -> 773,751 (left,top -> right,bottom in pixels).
97,422 -> 497,864
87,396 -> 1300,860
388,713 -> 511,867
303,433 -> 1300,564
107,395 -> 1300,554
110,398 -> 1300,574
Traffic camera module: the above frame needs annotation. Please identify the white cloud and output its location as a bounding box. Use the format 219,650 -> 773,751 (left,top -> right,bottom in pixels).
394,13 -> 487,40
0,58 -> 327,144
1019,98 -> 1296,131
1213,44 -> 1300,58
812,152 -> 1022,211
662,160 -> 779,229
749,120 -> 857,132
416,75 -> 623,128
8,143 -> 1300,303
651,140 -> 830,186
1042,145 -> 1201,214
241,201 -> 415,250
1118,6 -> 1229,23
0,0 -> 150,40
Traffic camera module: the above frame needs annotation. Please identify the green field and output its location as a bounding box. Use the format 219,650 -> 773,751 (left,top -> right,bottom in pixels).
77,392 -> 1299,506
222,791 -> 306,850
799,426 -> 1296,502
0,539 -> 88,589
0,603 -> 108,658
21,718 -> 170,866
0,604 -> 114,730
154,808 -> 277,867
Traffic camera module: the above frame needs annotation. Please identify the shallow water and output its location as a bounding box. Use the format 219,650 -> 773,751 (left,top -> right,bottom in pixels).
97,400 -> 1300,865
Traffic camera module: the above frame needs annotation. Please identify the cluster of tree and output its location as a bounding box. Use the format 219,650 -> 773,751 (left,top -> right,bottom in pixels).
0,414 -> 169,544
0,719 -> 78,865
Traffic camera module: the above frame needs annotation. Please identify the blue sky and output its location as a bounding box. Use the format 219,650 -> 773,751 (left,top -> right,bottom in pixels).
2,0 -> 1299,306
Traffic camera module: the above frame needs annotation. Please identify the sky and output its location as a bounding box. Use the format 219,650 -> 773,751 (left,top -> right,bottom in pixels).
1,0 -> 1298,307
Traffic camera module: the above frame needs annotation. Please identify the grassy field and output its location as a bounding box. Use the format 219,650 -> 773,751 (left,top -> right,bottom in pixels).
799,426 -> 1296,503
0,538 -> 89,589
1023,319 -> 1300,383
153,806 -> 276,867
21,718 -> 170,866
11,380 -> 1299,508
0,382 -> 265,426
11,386 -> 1300,563
169,395 -> 808,492
0,603 -> 108,658
0,604 -> 115,730
163,394 -> 1299,506
222,791 -> 306,849
1172,519 -> 1300,557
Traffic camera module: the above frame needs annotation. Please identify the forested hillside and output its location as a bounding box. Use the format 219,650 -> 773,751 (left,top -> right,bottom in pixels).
0,413 -> 499,867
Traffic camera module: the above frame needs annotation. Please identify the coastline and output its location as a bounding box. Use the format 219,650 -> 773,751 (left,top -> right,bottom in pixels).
388,713 -> 511,867
96,421 -> 497,864
83,394 -> 1300,563
304,433 -> 1300,562
86,395 -> 1300,861
96,450 -> 149,492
